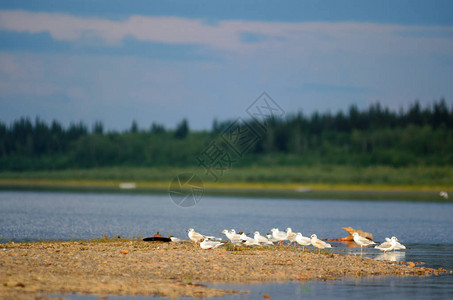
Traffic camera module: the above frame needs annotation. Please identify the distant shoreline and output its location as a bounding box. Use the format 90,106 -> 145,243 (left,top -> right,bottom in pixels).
0,178 -> 451,201
1,239 -> 451,299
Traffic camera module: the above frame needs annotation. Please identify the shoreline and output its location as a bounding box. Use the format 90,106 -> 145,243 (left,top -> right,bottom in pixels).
1,240 -> 451,299
1,179 -> 452,201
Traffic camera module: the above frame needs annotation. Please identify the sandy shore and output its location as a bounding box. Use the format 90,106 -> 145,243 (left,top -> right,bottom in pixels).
1,239 -> 450,299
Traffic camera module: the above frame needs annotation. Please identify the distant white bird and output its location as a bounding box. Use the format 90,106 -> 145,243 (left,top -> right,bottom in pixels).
375,236 -> 398,252
310,234 -> 332,253
385,236 -> 406,251
285,228 -> 297,247
254,231 -> 273,245
270,228 -> 288,246
440,191 -> 449,199
295,233 -> 311,251
352,232 -> 376,255
200,237 -> 224,249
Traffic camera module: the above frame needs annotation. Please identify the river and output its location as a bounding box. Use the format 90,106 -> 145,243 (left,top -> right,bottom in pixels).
1,191 -> 452,299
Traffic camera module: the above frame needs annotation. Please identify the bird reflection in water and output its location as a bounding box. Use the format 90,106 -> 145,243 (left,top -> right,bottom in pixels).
374,251 -> 406,262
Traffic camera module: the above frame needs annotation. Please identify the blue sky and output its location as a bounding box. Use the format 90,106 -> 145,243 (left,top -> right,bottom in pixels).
0,0 -> 452,131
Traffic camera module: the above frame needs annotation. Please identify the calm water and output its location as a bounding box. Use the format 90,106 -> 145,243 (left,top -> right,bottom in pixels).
1,191 -> 453,299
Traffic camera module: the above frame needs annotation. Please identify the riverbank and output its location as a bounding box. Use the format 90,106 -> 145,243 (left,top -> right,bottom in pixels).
1,166 -> 452,201
0,178 -> 451,201
1,239 -> 450,299
1,165 -> 452,186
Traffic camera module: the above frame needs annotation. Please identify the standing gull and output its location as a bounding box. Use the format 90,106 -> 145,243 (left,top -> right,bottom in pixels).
385,237 -> 406,251
375,236 -> 398,253
240,233 -> 260,247
221,229 -> 236,242
223,229 -> 242,241
222,229 -> 243,246
254,231 -> 273,245
285,228 -> 297,247
229,229 -> 242,240
295,233 -> 311,251
266,234 -> 279,243
352,232 -> 376,255
187,228 -> 204,243
310,234 -> 332,253
270,228 -> 288,246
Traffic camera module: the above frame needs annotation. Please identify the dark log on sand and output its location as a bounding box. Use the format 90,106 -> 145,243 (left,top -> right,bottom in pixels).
143,237 -> 171,242
143,231 -> 171,242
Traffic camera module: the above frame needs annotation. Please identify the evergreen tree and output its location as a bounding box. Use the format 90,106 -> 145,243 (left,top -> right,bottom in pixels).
174,119 -> 189,139
130,120 -> 138,133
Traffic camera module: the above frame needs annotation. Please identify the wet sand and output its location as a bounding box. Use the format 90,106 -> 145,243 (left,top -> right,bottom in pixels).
1,239 -> 450,299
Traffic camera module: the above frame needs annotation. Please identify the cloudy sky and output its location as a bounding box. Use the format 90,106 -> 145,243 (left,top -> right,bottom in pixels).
1,0 -> 452,131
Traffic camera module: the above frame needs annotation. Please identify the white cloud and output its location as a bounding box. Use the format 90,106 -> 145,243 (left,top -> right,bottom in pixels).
1,10 -> 452,130
1,9 -> 453,56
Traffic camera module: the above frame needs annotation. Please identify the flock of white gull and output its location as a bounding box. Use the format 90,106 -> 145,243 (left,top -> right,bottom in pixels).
178,228 -> 406,253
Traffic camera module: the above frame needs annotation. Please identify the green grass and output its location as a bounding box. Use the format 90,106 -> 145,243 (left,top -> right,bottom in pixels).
0,166 -> 451,201
0,165 -> 451,186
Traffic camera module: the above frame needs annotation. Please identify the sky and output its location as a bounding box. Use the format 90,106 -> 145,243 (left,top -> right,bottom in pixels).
0,0 -> 452,131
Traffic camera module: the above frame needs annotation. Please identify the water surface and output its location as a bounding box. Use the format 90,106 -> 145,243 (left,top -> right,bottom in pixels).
1,191 -> 452,299
1,191 -> 452,244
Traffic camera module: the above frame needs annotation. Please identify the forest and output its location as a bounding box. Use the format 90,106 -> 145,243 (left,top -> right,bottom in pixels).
0,100 -> 452,171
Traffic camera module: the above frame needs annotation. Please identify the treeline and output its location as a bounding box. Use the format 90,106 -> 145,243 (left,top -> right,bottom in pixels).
0,100 -> 452,171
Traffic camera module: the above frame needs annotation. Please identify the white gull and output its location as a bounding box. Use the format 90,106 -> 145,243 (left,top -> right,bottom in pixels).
375,236 -> 398,252
187,228 -> 204,243
200,237 -> 224,249
285,228 -> 297,247
240,233 -> 260,247
295,233 -> 311,251
352,232 -> 376,255
385,236 -> 406,251
254,231 -> 273,245
270,228 -> 288,246
310,234 -> 332,253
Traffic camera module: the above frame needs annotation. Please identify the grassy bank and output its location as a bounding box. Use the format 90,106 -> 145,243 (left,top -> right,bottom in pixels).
0,165 -> 452,201
1,165 -> 452,185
